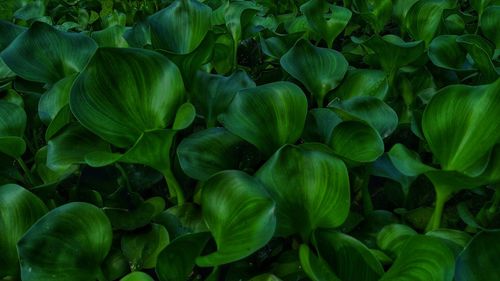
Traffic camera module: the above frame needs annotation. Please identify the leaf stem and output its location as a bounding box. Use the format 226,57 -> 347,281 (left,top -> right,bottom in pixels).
163,168 -> 185,205
16,157 -> 35,186
426,188 -> 452,232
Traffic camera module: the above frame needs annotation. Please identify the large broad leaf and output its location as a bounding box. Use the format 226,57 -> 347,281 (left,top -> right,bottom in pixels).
0,21 -> 26,51
332,69 -> 389,100
191,70 -> 256,127
481,5 -> 500,48
379,235 -> 455,281
404,0 -> 457,46
300,0 -> 352,48
18,202 -> 113,281
352,0 -> 392,33
422,78 -> 500,173
156,232 -> 211,281
456,34 -> 499,82
455,230 -> 500,281
255,144 -> 350,239
428,35 -> 470,71
0,21 -> 97,84
0,101 -> 26,158
177,127 -> 252,181
90,25 -> 129,48
302,108 -> 343,143
376,224 -> 417,256
280,39 -> 348,107
70,47 -> 185,148
299,244 -> 341,281
219,82 -> 307,157
314,230 -> 384,281
196,170 -> 276,267
149,0 -> 212,54
0,184 -> 47,278
38,74 -> 76,124
121,223 -> 169,270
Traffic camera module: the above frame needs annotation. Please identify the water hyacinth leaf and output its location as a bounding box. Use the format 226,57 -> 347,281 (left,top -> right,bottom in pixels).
428,35 -> 469,71
191,70 -> 256,127
224,0 -> 261,50
471,0 -> 500,16
18,202 -> 113,281
220,82 -> 307,157
177,127 -> 250,181
47,123 -> 111,170
280,39 -> 348,106
379,235 -> 455,281
0,21 -> 97,84
120,271 -> 155,281
455,230 -> 500,281
422,78 -> 500,173
376,224 -> 417,255
299,244 -> 341,281
481,5 -> 500,48
332,69 -> 389,100
329,96 -> 398,138
121,223 -> 169,270
329,121 -> 384,163
38,74 -> 76,124
172,103 -> 196,130
0,184 -> 47,277
404,0 -> 457,46
456,34 -> 498,82
260,31 -> 304,59
256,145 -> 350,239
154,204 -> 208,239
314,230 -> 384,281
0,21 -> 26,51
124,21 -> 151,48
388,143 -> 436,177
44,105 -> 72,141
70,47 -> 185,148
90,25 -> 129,48
392,0 -> 420,25
352,0 -> 392,33
105,197 -> 165,231
149,0 -> 211,54
156,232 -> 211,281
426,229 -> 472,255
300,0 -> 352,47
196,170 -> 276,267
302,108 -> 342,143
248,274 -> 283,281
0,101 -> 26,158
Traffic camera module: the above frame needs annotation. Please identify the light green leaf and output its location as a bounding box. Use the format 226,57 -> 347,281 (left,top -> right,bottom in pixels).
455,230 -> 500,281
70,47 -> 185,148
256,144 -> 350,239
377,224 -> 417,256
471,0 -> 500,16
392,0 -> 419,25
481,5 -> 500,48
149,0 -> 212,54
220,82 -> 307,157
248,274 -> 283,281
120,271 -> 155,281
280,39 -> 348,107
0,184 -> 47,277
156,232 -> 211,281
422,78 -> 500,173
379,235 -> 455,281
91,25 -> 129,48
332,69 -> 389,100
18,202 -> 112,281
352,0 -> 392,33
299,244 -> 341,281
314,230 -> 384,281
0,21 -> 97,84
196,170 -> 276,266
404,0 -> 457,46
426,229 -> 472,256
172,103 -> 196,130
329,121 -> 384,163
121,223 -> 169,270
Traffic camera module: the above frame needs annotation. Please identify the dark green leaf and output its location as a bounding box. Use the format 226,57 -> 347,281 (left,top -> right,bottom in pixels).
455,230 -> 500,281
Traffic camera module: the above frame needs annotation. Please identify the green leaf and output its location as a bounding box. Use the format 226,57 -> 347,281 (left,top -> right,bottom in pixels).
456,34 -> 499,82
70,47 -> 185,148
154,204 -> 208,239
299,244 -> 341,281
280,39 -> 348,106
220,82 -> 307,157
481,5 -> 500,48
191,70 -> 255,127
329,96 -> 398,138
224,0 -> 261,49
455,230 -> 500,281
314,230 -> 384,281
352,0 -> 392,33
329,121 -> 384,163
471,0 -> 500,16
104,197 -> 166,231
0,101 -> 26,158
379,235 -> 455,281
388,143 -> 436,176
120,271 -> 155,281
332,69 -> 389,100
90,25 -> 129,48
149,0 -> 212,54
428,35 -> 470,71
172,102 -> 196,130
302,108 -> 343,143
0,184 -> 47,277
18,202 -> 113,281
248,274 -> 283,281
156,232 -> 211,281
422,78 -> 500,173
0,20 -> 26,51
377,224 -> 417,256
38,74 -> 76,124
255,144 -> 350,239
177,127 -> 250,181
0,21 -> 97,84
300,0 -> 352,47
196,170 -> 276,266
121,223 -> 169,270
404,0 -> 457,46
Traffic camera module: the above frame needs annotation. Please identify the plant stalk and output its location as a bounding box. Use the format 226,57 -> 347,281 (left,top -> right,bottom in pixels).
426,188 -> 452,232
163,168 -> 185,205
16,157 -> 35,186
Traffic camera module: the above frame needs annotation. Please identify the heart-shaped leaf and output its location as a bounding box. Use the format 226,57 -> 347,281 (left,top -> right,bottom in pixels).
220,82 -> 307,157
149,0 -> 212,54
280,39 -> 348,106
255,144 -> 350,239
18,202 -> 113,281
0,184 -> 47,277
455,230 -> 500,281
0,21 -> 97,84
196,170 -> 276,267
332,69 -> 389,100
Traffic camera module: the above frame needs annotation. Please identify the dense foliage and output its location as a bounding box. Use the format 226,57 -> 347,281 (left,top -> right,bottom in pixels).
1,0 -> 500,280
